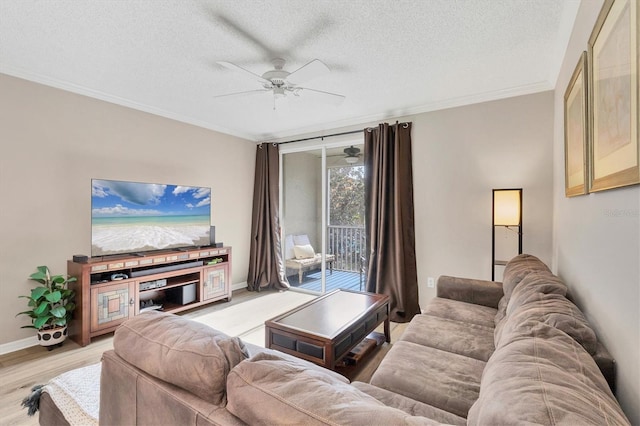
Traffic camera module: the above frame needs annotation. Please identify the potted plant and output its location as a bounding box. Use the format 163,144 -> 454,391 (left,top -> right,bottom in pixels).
16,266 -> 77,350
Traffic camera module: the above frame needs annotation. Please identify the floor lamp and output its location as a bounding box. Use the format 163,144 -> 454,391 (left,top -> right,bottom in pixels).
492,188 -> 522,281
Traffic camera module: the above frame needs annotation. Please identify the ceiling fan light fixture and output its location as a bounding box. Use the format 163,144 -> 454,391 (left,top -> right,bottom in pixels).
343,145 -> 361,164
273,87 -> 286,99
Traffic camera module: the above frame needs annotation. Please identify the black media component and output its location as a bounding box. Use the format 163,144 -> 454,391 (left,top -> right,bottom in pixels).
165,283 -> 196,305
130,260 -> 204,278
210,226 -> 216,245
73,254 -> 89,263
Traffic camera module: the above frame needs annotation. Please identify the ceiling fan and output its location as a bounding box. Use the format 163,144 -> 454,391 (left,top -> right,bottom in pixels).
343,146 -> 361,164
215,58 -> 345,108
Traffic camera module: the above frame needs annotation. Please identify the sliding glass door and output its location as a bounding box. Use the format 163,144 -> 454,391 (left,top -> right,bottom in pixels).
281,142 -> 365,294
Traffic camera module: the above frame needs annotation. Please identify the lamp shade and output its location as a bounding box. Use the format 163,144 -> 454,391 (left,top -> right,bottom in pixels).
493,189 -> 521,226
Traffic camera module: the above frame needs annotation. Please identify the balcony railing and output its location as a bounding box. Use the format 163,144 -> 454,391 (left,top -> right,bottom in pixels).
327,225 -> 365,273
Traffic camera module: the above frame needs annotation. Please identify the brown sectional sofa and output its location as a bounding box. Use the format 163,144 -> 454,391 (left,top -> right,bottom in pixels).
98,254 -> 630,425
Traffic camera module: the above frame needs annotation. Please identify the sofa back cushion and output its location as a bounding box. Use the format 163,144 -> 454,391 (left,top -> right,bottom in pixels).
226,352 -> 439,425
113,311 -> 248,405
469,324 -> 630,426
284,234 -> 295,259
495,256 -> 555,330
493,296 -> 508,327
496,292 -> 598,355
506,272 -> 568,316
501,254 -> 551,301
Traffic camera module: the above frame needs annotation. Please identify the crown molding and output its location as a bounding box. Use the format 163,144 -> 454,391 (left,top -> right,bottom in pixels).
0,66 -> 256,141
2,65 -> 552,143
263,80 -> 554,142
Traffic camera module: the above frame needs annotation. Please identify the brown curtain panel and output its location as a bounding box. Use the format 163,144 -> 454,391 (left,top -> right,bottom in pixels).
247,143 -> 289,292
364,122 -> 420,322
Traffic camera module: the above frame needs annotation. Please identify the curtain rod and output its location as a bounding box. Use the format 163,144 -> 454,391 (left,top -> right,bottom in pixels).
275,129 -> 364,145
274,121 -> 410,145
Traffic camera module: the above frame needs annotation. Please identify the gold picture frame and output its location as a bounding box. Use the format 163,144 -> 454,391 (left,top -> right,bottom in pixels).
564,52 -> 589,197
588,0 -> 639,192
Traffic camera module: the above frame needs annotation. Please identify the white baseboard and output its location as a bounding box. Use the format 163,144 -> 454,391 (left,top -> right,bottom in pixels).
1,282 -> 249,355
0,335 -> 38,355
232,281 -> 248,292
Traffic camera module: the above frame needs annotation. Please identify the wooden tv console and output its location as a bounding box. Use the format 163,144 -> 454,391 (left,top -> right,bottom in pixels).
67,246 -> 232,346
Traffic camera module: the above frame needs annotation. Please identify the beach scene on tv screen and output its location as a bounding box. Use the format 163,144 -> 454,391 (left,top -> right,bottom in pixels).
91,179 -> 211,256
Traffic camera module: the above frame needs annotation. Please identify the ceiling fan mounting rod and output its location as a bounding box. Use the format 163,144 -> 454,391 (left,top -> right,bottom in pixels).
271,58 -> 286,70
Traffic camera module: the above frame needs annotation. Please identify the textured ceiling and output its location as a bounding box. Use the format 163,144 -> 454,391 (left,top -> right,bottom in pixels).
0,0 -> 580,142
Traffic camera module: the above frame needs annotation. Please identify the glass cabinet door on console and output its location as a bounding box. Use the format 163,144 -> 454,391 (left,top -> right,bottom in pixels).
90,281 -> 135,332
203,265 -> 228,300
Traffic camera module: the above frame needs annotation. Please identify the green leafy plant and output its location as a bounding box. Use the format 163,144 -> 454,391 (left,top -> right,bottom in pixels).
16,266 -> 77,330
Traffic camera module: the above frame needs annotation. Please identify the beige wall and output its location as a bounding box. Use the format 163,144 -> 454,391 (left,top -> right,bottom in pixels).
412,92 -> 555,308
552,1 -> 639,423
282,151 -> 321,249
0,74 -> 256,348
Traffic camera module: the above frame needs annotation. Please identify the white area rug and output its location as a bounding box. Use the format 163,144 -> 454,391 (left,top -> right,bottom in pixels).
190,291 -> 315,347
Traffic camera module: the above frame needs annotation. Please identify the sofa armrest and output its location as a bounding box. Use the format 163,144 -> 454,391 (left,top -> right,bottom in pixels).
436,276 -> 503,308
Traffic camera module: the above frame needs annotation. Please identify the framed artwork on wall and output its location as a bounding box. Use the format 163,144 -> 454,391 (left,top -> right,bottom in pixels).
588,0 -> 639,192
564,51 -> 589,197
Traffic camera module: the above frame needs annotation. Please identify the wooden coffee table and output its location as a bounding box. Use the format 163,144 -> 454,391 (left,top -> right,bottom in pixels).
265,289 -> 390,370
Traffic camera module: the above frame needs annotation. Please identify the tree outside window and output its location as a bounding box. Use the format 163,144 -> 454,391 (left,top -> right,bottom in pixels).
329,166 -> 365,226
328,165 -> 365,272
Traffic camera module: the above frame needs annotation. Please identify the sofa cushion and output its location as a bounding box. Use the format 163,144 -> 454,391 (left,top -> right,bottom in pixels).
502,254 -> 551,301
506,271 -> 568,316
293,244 -> 315,259
495,272 -> 570,348
423,297 -> 497,328
498,293 -> 598,355
352,382 -> 466,425
468,323 -> 630,426
226,352 -> 440,425
113,311 -> 248,405
399,314 -> 495,361
370,341 -> 485,418
493,295 -> 508,328
100,350 -> 246,426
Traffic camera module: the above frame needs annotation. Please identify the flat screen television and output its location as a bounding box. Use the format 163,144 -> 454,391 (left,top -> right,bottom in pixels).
91,179 -> 211,257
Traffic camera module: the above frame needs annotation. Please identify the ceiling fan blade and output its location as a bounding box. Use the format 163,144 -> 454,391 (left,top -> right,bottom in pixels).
213,14 -> 280,59
217,61 -> 271,85
287,59 -> 330,85
297,87 -> 345,106
212,89 -> 271,99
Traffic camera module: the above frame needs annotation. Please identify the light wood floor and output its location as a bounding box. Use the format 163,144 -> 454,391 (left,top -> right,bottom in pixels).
0,289 -> 407,426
